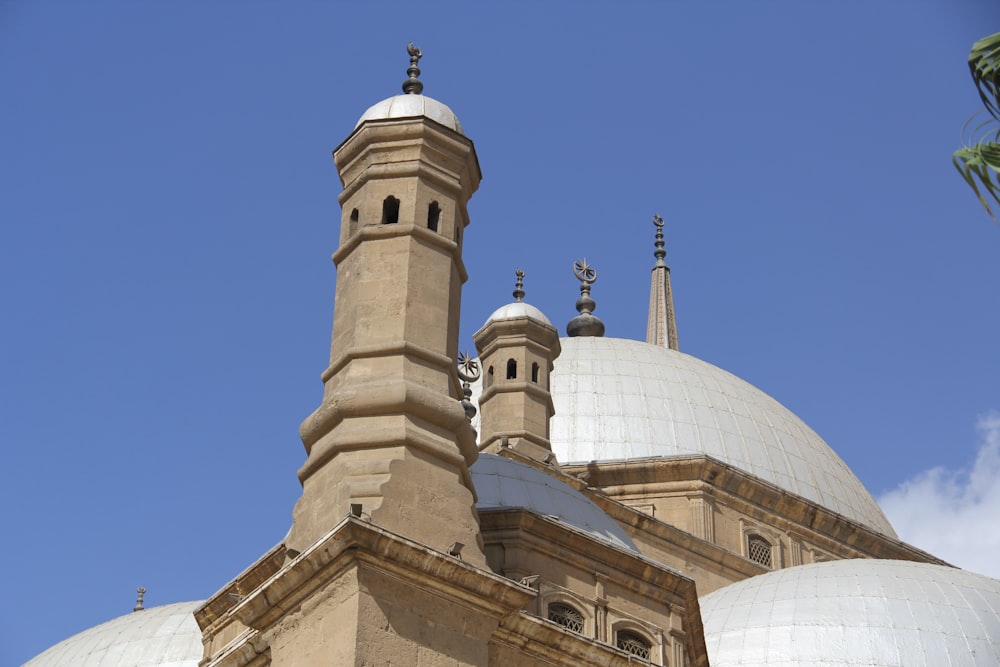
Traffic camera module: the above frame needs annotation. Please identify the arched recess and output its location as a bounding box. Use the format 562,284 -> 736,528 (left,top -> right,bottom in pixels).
427,201 -> 440,232
382,196 -> 400,224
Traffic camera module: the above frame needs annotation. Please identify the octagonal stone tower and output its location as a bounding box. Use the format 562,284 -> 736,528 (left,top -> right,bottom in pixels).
287,46 -> 486,565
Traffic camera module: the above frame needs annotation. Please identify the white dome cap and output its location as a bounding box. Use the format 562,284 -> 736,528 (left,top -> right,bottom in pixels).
482,301 -> 553,328
356,95 -> 463,135
471,453 -> 638,553
474,336 -> 894,536
699,559 -> 1000,666
24,601 -> 204,667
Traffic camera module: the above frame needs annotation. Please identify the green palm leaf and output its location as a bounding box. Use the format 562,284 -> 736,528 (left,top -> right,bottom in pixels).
969,32 -> 1000,120
957,32 -> 1000,221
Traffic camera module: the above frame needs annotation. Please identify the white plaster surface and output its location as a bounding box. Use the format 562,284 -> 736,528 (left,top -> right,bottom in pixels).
356,94 -> 463,134
471,453 -> 639,553
700,559 -> 1000,666
23,601 -> 203,667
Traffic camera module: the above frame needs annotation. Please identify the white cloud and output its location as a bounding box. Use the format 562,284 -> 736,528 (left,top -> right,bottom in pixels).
878,413 -> 1000,580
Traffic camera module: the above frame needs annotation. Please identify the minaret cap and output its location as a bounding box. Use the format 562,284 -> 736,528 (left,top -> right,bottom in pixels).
653,214 -> 667,267
402,42 -> 424,95
566,259 -> 606,337
512,268 -> 525,302
457,351 -> 480,422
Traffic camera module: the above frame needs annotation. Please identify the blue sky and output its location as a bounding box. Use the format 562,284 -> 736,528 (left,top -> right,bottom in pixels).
2,2 -> 998,663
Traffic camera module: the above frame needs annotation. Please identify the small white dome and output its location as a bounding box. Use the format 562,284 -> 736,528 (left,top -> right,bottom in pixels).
356,94 -> 463,135
482,301 -> 553,328
471,453 -> 638,553
699,559 -> 1000,666
24,601 -> 204,667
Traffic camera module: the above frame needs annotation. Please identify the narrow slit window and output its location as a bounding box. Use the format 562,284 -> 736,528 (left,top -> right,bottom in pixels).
349,208 -> 359,234
427,201 -> 440,232
382,196 -> 400,224
506,359 -> 517,380
531,362 -> 540,383
486,366 -> 494,388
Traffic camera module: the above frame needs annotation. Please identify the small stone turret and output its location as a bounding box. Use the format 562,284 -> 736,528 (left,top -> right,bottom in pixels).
474,269 -> 561,464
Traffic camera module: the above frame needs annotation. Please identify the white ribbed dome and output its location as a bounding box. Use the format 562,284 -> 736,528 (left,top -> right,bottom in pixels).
699,559 -> 1000,666
24,601 -> 204,667
471,453 -> 638,552
471,336 -> 894,536
356,94 -> 463,134
482,301 -> 553,327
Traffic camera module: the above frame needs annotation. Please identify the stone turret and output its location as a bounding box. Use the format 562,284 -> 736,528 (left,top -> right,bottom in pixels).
474,270 -> 561,464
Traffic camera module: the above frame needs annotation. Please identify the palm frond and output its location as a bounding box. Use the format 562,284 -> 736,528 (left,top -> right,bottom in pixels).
969,31 -> 1000,120
957,32 -> 1000,220
953,139 -> 1000,221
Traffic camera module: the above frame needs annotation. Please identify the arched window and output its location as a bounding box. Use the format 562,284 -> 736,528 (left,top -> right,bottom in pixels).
747,534 -> 773,568
547,603 -> 583,634
531,362 -> 540,383
382,196 -> 400,224
486,366 -> 494,388
616,630 -> 651,660
349,208 -> 359,235
506,359 -> 517,379
427,201 -> 440,232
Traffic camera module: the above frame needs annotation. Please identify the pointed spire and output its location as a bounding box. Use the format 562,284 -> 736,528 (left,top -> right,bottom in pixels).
566,259 -> 605,337
512,268 -> 525,302
646,214 -> 679,350
402,42 -> 424,95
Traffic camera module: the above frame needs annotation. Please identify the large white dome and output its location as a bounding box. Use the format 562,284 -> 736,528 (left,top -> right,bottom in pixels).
473,336 -> 895,536
23,601 -> 204,667
699,559 -> 1000,666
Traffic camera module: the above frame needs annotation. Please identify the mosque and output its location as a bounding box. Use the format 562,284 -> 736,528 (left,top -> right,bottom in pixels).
24,46 -> 1000,667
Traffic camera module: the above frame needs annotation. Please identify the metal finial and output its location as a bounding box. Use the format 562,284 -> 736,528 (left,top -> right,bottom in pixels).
513,268 -> 525,302
457,351 -> 481,421
567,259 -> 605,337
134,587 -> 146,612
402,42 -> 424,95
573,259 -> 597,286
653,214 -> 667,266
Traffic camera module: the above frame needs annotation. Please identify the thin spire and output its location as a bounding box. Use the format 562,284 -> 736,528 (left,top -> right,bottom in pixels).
134,587 -> 146,612
402,42 -> 424,95
566,259 -> 605,337
513,268 -> 525,301
646,214 -> 679,350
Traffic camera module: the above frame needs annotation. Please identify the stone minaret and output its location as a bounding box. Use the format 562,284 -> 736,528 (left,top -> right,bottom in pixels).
287,44 -> 486,565
474,270 -> 561,463
646,214 -> 679,350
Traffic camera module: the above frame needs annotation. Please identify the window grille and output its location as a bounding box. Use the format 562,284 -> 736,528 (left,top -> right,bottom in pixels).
616,631 -> 651,660
747,534 -> 773,568
547,603 -> 583,633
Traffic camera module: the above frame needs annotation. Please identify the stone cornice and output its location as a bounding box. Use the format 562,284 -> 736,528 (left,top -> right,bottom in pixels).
563,455 -> 948,565
230,517 -> 534,633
